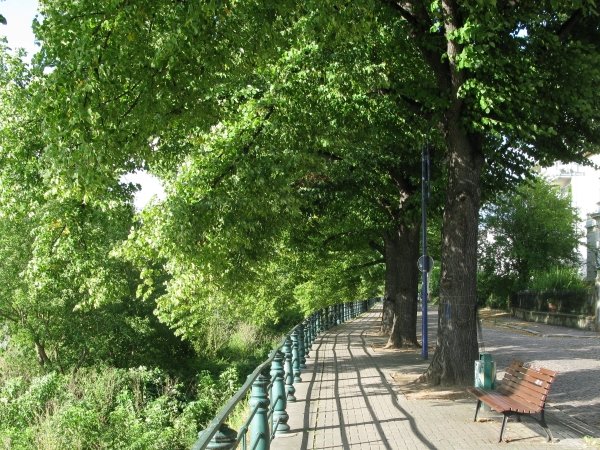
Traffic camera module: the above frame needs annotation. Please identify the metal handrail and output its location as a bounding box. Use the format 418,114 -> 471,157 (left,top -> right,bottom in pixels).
191,298 -> 379,450
193,325 -> 299,449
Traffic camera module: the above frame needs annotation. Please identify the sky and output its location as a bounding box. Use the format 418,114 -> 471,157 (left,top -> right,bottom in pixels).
0,0 -> 39,59
1,0 -> 166,210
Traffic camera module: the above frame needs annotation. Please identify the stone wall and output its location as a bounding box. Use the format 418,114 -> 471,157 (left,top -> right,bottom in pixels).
512,308 -> 597,331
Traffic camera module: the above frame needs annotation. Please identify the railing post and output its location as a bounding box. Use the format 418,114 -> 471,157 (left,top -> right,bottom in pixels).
283,336 -> 296,402
298,324 -> 307,369
306,317 -> 312,350
303,320 -> 311,361
291,329 -> 302,383
315,310 -> 320,333
194,424 -> 237,450
269,351 -> 289,435
249,374 -> 270,450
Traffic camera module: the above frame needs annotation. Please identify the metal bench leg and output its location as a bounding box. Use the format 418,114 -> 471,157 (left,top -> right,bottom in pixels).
473,400 -> 482,422
499,414 -> 509,443
539,410 -> 553,442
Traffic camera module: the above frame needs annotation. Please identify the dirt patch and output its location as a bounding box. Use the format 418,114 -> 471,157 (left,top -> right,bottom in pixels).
390,371 -> 472,400
477,308 -> 539,335
371,344 -> 421,353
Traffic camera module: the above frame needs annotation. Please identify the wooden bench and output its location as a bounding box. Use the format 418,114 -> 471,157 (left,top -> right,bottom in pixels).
467,360 -> 557,442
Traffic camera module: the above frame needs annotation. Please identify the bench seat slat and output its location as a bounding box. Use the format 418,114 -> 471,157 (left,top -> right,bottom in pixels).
467,387 -> 541,413
505,367 -> 555,387
467,360 -> 557,442
509,364 -> 557,380
496,384 -> 547,408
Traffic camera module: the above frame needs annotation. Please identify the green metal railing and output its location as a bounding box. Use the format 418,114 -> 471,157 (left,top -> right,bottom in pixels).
192,298 -> 379,450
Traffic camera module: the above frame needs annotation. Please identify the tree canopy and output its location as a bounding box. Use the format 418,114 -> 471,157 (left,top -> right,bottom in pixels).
0,0 -> 598,387
479,176 -> 581,296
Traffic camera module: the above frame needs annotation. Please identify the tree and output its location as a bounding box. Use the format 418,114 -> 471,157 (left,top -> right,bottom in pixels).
28,1 -> 600,385
479,176 -> 580,298
381,1 -> 600,385
0,44 -> 191,372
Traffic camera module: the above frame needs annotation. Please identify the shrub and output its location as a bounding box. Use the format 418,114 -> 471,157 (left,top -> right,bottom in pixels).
510,267 -> 590,314
0,365 -> 242,449
528,267 -> 587,293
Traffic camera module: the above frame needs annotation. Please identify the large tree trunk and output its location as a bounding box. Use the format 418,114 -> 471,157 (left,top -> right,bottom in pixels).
385,220 -> 420,348
407,0 -> 484,386
422,122 -> 482,385
380,231 -> 398,335
380,294 -> 395,335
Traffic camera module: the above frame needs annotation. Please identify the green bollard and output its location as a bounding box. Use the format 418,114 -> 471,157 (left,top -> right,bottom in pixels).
283,337 -> 296,402
269,351 -> 289,435
298,324 -> 307,369
249,374 -> 270,450
291,330 -> 302,383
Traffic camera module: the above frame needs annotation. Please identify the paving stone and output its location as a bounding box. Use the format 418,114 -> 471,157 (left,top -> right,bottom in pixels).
271,305 -> 600,449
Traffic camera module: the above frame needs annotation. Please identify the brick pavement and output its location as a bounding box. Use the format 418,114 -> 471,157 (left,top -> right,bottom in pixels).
271,306 -> 600,449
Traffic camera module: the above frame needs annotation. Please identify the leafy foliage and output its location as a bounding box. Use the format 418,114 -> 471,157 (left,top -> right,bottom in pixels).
478,176 -> 581,304
0,367 -> 240,450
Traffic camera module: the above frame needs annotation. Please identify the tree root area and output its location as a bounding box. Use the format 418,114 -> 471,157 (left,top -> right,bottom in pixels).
390,371 -> 472,400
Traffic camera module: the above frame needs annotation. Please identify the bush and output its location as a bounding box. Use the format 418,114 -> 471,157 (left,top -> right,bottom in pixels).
528,267 -> 587,293
0,366 -> 242,449
510,267 -> 590,314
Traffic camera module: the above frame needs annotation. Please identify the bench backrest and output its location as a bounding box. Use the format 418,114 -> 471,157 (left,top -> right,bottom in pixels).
496,360 -> 557,413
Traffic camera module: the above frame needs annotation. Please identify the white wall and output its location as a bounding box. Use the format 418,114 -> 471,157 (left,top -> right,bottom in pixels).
543,155 -> 600,276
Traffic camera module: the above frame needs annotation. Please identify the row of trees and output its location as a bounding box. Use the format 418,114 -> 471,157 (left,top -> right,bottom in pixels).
1,1 -> 599,393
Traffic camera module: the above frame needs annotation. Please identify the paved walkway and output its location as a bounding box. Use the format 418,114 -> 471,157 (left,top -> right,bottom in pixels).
272,305 -> 600,449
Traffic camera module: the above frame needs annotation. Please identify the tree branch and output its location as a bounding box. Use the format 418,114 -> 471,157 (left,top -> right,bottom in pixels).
369,240 -> 385,256
557,9 -> 583,42
210,106 -> 275,189
346,258 -> 385,271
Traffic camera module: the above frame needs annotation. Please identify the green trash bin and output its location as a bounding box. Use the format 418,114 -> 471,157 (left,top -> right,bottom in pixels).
474,352 -> 496,389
